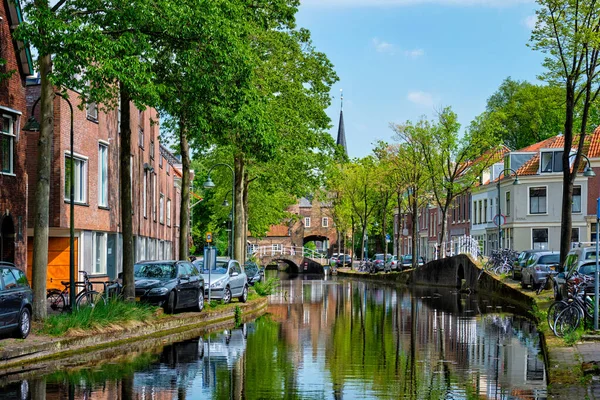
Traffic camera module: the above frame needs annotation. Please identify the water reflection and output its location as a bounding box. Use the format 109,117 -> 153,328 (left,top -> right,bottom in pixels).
0,274 -> 547,399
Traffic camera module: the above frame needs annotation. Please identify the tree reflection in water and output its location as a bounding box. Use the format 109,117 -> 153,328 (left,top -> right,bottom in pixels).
0,275 -> 547,399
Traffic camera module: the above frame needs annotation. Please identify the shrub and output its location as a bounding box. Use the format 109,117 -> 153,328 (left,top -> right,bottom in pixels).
253,277 -> 280,296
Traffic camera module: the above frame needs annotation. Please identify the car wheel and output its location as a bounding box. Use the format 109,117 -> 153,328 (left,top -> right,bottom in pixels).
222,287 -> 232,304
239,285 -> 248,303
164,291 -> 176,314
196,289 -> 205,312
15,308 -> 31,339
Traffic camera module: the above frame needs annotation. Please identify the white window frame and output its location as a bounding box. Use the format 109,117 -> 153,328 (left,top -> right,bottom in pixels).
65,153 -> 88,204
272,243 -> 282,253
572,227 -> 580,245
92,232 -> 107,275
98,143 -> 108,207
505,191 -> 511,217
167,198 -> 171,226
152,173 -> 157,221
0,114 -> 15,175
159,193 -> 165,224
529,186 -> 548,215
322,217 -> 328,228
304,217 -> 311,228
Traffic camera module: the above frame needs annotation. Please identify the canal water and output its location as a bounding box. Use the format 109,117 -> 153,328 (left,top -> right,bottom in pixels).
1,273 -> 547,399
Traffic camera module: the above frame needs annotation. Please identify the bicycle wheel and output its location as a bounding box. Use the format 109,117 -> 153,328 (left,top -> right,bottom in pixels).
76,291 -> 107,310
547,300 -> 569,332
46,291 -> 66,314
554,306 -> 581,337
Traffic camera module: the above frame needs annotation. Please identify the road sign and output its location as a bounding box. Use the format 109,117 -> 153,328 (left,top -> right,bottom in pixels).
385,234 -> 391,243
493,214 -> 506,227
206,232 -> 212,243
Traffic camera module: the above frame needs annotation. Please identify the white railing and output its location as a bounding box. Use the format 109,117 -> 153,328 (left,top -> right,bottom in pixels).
435,235 -> 482,260
250,245 -> 326,264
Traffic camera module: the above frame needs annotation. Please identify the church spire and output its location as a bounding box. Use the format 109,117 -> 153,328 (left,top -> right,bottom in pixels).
336,89 -> 347,157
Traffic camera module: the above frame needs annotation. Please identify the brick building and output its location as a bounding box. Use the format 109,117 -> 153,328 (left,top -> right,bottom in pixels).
25,83 -> 182,285
0,1 -> 34,270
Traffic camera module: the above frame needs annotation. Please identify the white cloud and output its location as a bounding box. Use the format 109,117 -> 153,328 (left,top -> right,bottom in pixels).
407,91 -> 435,107
372,38 -> 396,54
302,0 -> 532,8
404,49 -> 425,59
523,14 -> 537,29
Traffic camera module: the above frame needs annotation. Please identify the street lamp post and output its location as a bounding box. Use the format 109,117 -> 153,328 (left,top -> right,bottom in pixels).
496,168 -> 521,250
24,93 -> 76,310
203,164 -> 235,260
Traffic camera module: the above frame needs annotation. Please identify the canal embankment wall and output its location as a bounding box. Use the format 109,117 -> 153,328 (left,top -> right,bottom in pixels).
0,297 -> 268,378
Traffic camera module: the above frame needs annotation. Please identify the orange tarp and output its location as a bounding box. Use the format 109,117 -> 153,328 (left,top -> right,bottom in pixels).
27,237 -> 79,290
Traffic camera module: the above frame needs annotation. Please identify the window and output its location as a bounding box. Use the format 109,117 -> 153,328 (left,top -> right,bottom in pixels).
159,194 -> 165,224
304,217 -> 311,228
473,201 -> 477,224
86,102 -> 98,121
167,199 -> 171,226
152,174 -> 157,221
322,217 -> 328,227
138,111 -> 144,148
1,268 -> 17,289
0,115 -> 14,174
541,151 -> 563,173
93,232 -> 107,275
272,243 -> 282,252
478,201 -> 482,224
529,187 -> 547,214
143,171 -> 148,218
166,162 -> 170,175
65,155 -> 87,203
159,155 -> 163,168
505,191 -> 511,217
98,144 -> 108,207
572,186 -> 582,213
572,228 -> 580,244
150,139 -> 155,159
483,200 -> 487,223
532,229 -> 548,250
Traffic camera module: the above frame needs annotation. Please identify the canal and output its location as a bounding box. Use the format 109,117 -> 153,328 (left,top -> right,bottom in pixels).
1,273 -> 547,399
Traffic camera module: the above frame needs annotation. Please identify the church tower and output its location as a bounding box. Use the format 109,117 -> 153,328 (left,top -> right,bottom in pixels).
336,89 -> 348,157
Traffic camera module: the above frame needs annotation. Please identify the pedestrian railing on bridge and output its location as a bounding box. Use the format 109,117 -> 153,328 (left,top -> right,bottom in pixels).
434,236 -> 482,261
250,246 -> 327,265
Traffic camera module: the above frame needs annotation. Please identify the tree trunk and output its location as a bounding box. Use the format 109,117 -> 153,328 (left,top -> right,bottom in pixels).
234,155 -> 245,264
360,225 -> 366,261
178,123 -> 190,260
439,206 -> 448,257
120,85 -> 134,302
243,170 -> 250,259
31,54 -> 53,321
351,217 -> 355,269
396,192 -> 402,258
560,81 -> 576,266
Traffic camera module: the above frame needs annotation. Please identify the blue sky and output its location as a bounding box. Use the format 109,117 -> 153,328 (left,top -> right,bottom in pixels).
296,0 -> 545,158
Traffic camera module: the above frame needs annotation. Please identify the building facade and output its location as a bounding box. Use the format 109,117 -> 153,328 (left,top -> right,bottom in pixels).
25,84 -> 182,285
0,1 -> 34,271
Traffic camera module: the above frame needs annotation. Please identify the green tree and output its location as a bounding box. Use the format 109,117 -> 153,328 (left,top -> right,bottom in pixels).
470,77 -> 566,150
530,0 -> 600,265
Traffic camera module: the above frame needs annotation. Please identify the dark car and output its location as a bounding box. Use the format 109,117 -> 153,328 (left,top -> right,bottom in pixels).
512,250 -> 544,280
372,254 -> 391,271
336,254 -> 352,268
400,255 -> 425,270
553,261 -> 597,301
244,261 -> 264,286
0,262 -> 33,339
134,260 -> 205,313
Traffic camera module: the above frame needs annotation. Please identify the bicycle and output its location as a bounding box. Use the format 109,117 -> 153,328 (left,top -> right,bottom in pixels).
46,270 -> 107,313
553,275 -> 595,337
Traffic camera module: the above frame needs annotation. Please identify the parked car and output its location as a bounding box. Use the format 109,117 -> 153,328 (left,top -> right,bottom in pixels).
385,255 -> 399,270
134,260 -> 205,313
329,253 -> 341,264
0,262 -> 33,339
561,246 -> 597,274
512,250 -> 544,280
202,258 -> 248,304
520,251 -> 560,290
553,260 -> 597,301
372,254 -> 390,271
244,261 -> 264,286
336,254 -> 352,268
400,255 -> 425,270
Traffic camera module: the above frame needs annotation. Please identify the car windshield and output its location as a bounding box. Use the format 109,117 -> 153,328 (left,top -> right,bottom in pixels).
374,254 -> 385,260
245,264 -> 258,275
585,251 -> 598,260
538,254 -> 559,264
202,260 -> 228,275
134,263 -> 176,279
580,264 -> 597,275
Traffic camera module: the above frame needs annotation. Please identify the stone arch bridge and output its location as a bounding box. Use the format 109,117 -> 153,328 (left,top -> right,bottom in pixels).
252,246 -> 327,274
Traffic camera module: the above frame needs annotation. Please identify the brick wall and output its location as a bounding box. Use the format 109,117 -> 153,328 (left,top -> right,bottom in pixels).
0,3 -> 28,271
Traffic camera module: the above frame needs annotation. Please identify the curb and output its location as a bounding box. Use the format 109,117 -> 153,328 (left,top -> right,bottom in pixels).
0,297 -> 268,376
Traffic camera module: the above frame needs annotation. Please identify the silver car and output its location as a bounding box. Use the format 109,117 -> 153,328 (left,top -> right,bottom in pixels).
520,251 -> 560,290
201,258 -> 248,304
